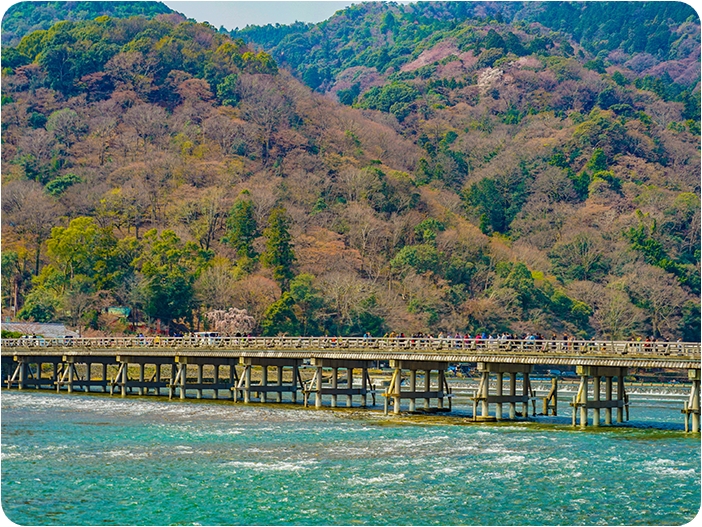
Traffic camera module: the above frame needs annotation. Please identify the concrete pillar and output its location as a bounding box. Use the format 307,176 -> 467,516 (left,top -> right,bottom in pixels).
347,368 -> 354,407
605,376 -> 613,425
67,363 -> 74,394
509,372 -> 516,420
214,365 -> 220,399
261,366 -> 268,403
438,371 -> 444,410
139,363 -> 145,396
409,370 -> 417,412
315,367 -> 322,408
522,373 -> 529,418
102,363 -> 108,393
496,372 -> 504,420
361,367 -> 368,407
19,360 -> 28,390
244,365 -> 251,404
277,366 -> 283,403
292,364 -> 299,404
593,376 -> 601,427
196,364 -> 203,399
617,374 -> 624,423
481,371 -> 490,418
155,364 -> 161,397
31,361 -> 39,389
424,370 -> 431,410
394,368 -> 402,414
121,363 -> 127,397
580,375 -> 588,428
331,367 -> 338,408
691,376 -> 701,433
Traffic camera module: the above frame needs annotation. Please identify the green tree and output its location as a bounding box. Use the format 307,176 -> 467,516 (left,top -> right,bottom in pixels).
261,208 -> 296,291
135,229 -> 212,328
289,273 -> 326,336
225,196 -> 258,259
260,292 -> 298,336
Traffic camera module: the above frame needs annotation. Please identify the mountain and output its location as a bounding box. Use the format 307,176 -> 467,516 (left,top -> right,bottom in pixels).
1,2 -> 700,341
1,1 -> 175,47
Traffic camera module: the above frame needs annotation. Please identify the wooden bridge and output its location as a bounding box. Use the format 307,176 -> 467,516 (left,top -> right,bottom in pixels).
2,336 -> 700,432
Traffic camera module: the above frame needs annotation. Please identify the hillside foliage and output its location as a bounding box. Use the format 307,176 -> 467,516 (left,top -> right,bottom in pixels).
1,2 -> 700,341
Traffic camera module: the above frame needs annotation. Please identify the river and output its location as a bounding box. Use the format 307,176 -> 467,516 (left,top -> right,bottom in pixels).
1,390 -> 699,525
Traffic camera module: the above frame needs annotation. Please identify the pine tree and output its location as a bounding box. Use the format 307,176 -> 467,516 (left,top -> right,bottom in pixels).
261,207 -> 296,290
225,197 -> 258,259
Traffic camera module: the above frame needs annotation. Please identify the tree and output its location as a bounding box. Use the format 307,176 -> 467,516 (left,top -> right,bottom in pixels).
135,229 -> 212,329
261,207 -> 296,290
288,273 -> 325,336
1,180 -> 63,275
260,293 -> 298,336
549,233 -> 608,282
123,103 -> 169,153
225,195 -> 258,258
204,307 -> 255,335
46,108 -> 83,149
627,266 -> 691,339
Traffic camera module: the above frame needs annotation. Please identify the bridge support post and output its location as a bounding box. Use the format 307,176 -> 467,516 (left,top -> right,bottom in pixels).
683,369 -> 700,433
244,365 -> 251,403
543,378 -> 558,416
474,363 -> 532,421
592,376 -> 601,427
277,366 -> 283,403
180,364 -> 187,399
573,366 -> 628,428
605,377 -> 613,425
314,366 -> 322,408
408,370 -> 417,412
495,372 -> 503,419
387,360 -> 449,415
239,357 -> 303,404
307,359 -> 374,409
331,367 -> 338,408
196,364 -> 203,399
139,363 -> 145,396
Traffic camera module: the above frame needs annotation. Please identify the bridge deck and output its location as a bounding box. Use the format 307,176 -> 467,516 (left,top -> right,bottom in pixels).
2,337 -> 700,369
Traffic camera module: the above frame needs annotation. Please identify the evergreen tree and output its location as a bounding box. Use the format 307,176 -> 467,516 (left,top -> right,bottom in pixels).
225,196 -> 258,259
261,207 -> 296,290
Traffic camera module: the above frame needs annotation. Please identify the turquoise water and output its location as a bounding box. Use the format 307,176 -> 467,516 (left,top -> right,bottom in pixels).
1,391 -> 700,526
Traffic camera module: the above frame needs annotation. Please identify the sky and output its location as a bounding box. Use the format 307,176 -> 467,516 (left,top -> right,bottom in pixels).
163,1 -> 362,30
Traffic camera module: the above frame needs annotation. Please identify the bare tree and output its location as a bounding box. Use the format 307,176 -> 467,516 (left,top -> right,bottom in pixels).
627,266 -> 691,339
2,180 -> 63,274
124,103 -> 169,153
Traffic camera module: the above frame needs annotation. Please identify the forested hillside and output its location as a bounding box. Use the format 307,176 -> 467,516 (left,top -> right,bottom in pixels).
1,2 -> 700,341
1,1 -> 174,47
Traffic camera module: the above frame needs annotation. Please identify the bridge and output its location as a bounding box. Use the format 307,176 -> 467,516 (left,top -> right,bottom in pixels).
2,336 -> 700,432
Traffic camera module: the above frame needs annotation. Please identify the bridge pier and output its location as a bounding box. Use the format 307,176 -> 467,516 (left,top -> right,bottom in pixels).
683,369 -> 700,433
385,360 -> 450,415
473,363 -> 532,421
305,359 -> 375,408
114,356 -> 173,397
571,366 -> 628,428
172,356 -> 240,400
7,355 -> 63,390
238,357 -> 302,404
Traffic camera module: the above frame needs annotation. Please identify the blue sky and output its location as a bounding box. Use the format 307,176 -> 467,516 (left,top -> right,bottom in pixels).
163,1 -> 362,30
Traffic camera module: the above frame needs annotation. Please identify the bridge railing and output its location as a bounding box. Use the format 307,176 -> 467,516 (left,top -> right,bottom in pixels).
1,336 -> 700,358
